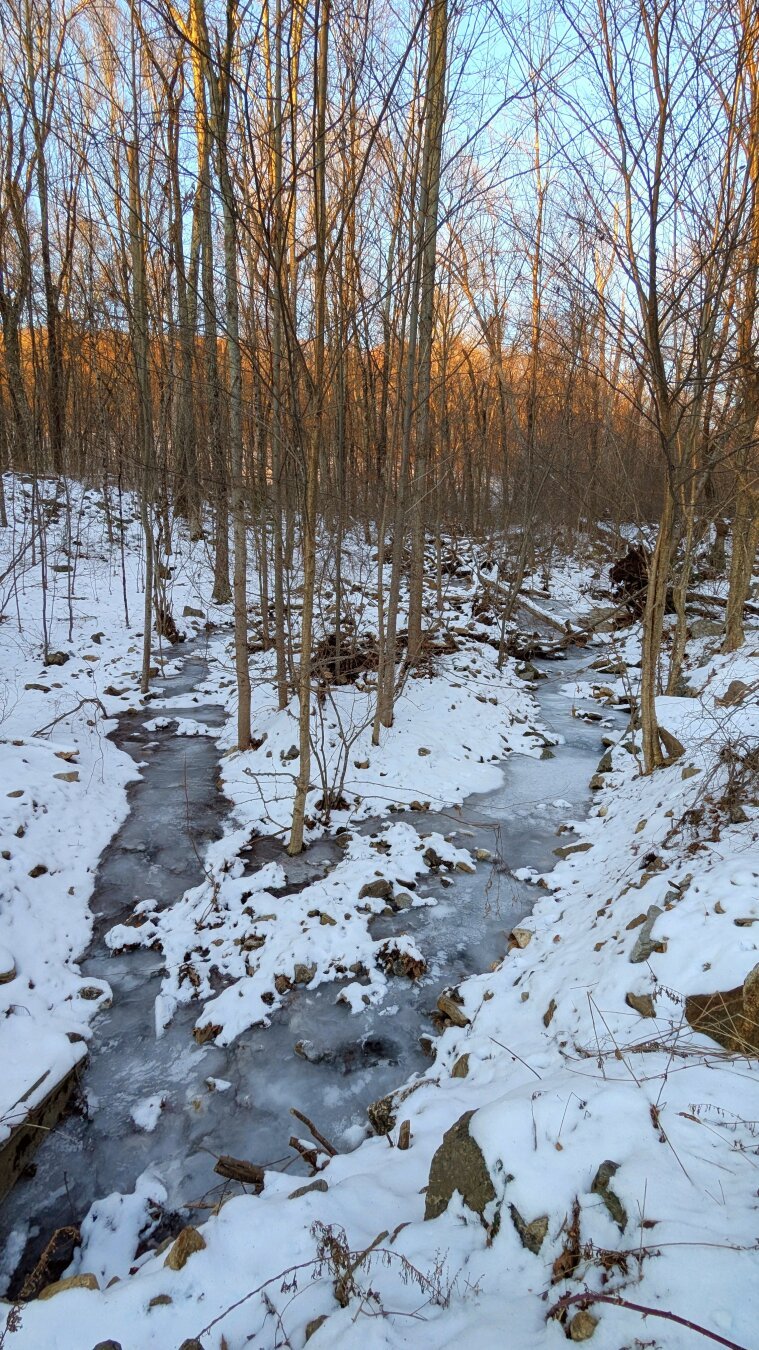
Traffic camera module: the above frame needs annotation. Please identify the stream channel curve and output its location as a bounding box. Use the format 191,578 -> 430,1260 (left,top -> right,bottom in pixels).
1,633 -> 625,1292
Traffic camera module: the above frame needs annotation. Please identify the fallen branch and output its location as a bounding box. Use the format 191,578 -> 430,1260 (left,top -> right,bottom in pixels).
290,1107 -> 337,1156
289,1135 -> 325,1172
34,697 -> 107,739
549,1289 -> 750,1349
213,1155 -> 265,1191
686,589 -> 759,615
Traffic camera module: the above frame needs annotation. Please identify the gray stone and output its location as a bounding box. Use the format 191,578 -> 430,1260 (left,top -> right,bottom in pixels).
509,1205 -> 549,1254
436,992 -> 470,1027
293,963 -> 317,984
590,1160 -> 627,1231
367,1092 -> 396,1135
164,1226 -> 206,1270
629,906 -> 664,963
509,927 -> 533,949
423,846 -> 445,869
691,618 -> 723,639
584,606 -> 618,633
39,1272 -> 99,1299
288,1179 -> 329,1200
394,891 -> 414,910
569,1310 -> 598,1341
717,679 -> 750,707
515,661 -> 539,681
625,991 -> 656,1018
424,1110 -> 496,1221
358,878 -> 393,900
554,841 -> 593,860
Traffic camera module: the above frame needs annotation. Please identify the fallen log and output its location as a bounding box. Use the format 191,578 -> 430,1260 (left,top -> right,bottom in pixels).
213,1156 -> 265,1191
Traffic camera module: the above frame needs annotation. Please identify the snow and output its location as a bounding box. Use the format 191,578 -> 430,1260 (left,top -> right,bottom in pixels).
2,475 -> 758,1350
130,1096 -> 166,1133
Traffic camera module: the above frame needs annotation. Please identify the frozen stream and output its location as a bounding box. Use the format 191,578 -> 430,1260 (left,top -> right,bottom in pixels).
1,640 -> 625,1290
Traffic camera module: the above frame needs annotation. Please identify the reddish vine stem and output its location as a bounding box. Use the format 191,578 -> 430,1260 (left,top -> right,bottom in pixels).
550,1290 -> 749,1350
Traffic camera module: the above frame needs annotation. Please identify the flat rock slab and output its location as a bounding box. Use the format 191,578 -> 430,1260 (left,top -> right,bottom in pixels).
0,1050 -> 87,1203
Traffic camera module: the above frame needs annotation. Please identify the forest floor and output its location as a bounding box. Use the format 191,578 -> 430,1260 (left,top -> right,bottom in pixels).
1,474 -> 758,1350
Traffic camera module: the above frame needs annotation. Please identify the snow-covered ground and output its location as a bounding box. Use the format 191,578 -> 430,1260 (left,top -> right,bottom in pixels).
2,475 -> 758,1350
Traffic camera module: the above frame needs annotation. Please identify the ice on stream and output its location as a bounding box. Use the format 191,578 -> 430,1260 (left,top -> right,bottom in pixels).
0,650 -> 625,1293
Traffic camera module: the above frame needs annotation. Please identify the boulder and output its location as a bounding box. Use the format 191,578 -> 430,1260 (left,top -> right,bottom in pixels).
716,679 -> 750,707
44,650 -> 70,666
424,1111 -> 496,1221
685,962 -> 759,1053
691,618 -> 723,639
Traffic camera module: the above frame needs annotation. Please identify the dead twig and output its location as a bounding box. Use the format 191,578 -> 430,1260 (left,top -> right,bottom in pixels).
290,1107 -> 337,1156
33,697 -> 107,738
